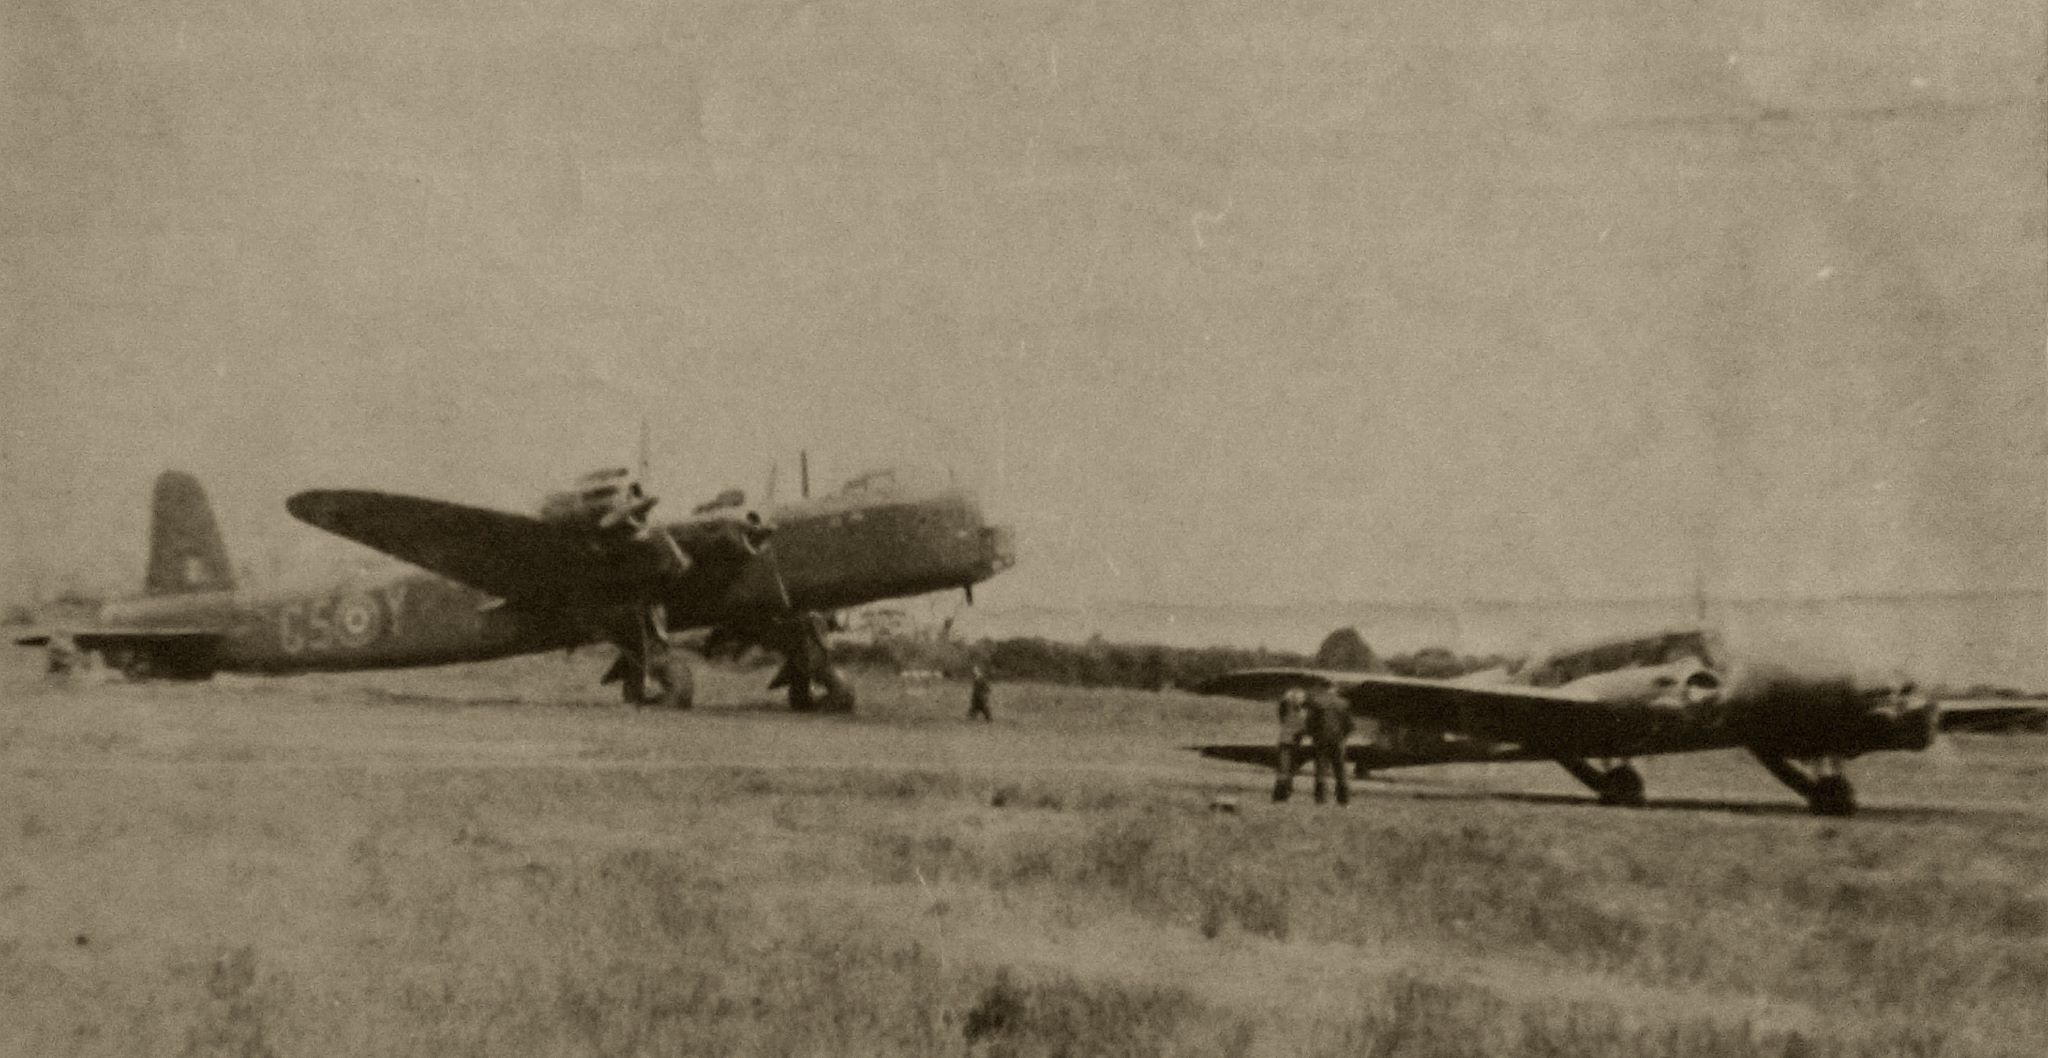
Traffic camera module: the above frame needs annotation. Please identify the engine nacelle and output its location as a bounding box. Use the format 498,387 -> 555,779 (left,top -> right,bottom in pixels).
535,470 -> 774,585
1559,658 -> 1723,711
538,468 -> 657,531
673,509 -> 773,562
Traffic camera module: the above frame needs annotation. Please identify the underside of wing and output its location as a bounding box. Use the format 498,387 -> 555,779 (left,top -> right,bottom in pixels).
1201,667 -> 1674,756
1194,740 -> 1551,771
1342,673 -> 1601,729
287,490 -> 625,603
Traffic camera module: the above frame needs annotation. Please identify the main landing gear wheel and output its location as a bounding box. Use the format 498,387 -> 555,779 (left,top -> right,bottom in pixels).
1558,758 -> 1647,807
628,652 -> 695,710
787,669 -> 854,713
776,611 -> 855,713
610,604 -> 693,710
1752,752 -> 1856,817
1809,776 -> 1855,817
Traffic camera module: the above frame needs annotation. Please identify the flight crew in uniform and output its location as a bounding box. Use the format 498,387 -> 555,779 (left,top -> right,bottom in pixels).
1272,686 -> 1355,805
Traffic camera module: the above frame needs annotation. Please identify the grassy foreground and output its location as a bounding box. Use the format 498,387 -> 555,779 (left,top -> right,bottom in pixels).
3,656 -> 2046,1057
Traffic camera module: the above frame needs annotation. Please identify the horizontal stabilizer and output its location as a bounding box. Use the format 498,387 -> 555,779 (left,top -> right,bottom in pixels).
17,629 -> 222,651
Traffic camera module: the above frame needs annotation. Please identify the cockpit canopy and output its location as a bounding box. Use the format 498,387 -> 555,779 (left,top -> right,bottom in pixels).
832,465 -> 958,497
1520,630 -> 1721,688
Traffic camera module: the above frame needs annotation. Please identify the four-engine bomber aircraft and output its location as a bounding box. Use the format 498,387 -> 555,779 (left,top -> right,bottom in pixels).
1197,630 -> 1946,816
18,468 -> 1015,711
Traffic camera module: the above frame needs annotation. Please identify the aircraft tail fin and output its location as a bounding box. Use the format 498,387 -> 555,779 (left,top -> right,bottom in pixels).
145,471 -> 235,596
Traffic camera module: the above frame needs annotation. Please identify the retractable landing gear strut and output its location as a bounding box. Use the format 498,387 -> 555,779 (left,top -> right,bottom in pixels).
602,604 -> 694,709
1751,752 -> 1855,816
1557,758 -> 1647,807
774,612 -> 854,713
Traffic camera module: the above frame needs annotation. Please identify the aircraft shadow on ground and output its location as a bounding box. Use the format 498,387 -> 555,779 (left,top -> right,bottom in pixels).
1352,775 -> 1993,823
1192,747 -> 2001,822
355,688 -> 615,710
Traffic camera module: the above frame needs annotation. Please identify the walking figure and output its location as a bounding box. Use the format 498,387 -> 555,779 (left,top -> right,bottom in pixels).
967,666 -> 993,722
1272,687 -> 1355,805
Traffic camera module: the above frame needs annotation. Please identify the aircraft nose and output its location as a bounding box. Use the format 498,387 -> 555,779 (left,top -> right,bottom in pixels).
1871,683 -> 1938,753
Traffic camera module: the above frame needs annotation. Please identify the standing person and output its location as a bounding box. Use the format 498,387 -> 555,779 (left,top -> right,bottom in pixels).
1305,687 -> 1355,805
1273,686 -> 1354,805
1272,688 -> 1309,802
44,633 -> 79,676
967,665 -> 993,722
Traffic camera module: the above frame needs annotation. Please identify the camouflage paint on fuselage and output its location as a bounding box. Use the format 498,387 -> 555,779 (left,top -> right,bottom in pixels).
84,481 -> 1014,676
668,487 -> 1010,623
95,573 -> 571,674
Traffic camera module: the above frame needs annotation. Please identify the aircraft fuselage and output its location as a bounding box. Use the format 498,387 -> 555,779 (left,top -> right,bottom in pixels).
88,486 -> 1014,676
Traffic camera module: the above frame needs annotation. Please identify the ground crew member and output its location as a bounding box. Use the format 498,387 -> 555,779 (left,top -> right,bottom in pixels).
1273,686 -> 1355,805
967,666 -> 993,722
45,634 -> 79,676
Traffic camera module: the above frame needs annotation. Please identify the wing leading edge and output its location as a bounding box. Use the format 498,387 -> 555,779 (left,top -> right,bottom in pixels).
1198,667 -> 1646,755
287,490 -> 637,604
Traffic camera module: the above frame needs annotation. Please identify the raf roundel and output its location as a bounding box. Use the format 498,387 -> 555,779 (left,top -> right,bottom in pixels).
334,594 -> 383,648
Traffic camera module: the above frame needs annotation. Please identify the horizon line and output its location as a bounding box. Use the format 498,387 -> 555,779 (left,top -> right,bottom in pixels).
980,587 -> 2048,612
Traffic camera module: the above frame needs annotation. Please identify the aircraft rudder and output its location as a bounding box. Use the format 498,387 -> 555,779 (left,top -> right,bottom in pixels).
145,470 -> 236,596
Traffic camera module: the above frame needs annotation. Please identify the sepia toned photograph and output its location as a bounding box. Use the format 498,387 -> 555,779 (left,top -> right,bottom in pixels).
3,0 -> 2043,1053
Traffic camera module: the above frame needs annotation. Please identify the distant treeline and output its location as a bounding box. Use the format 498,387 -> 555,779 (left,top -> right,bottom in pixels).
829,628 -> 1506,692
832,628 -> 2048,702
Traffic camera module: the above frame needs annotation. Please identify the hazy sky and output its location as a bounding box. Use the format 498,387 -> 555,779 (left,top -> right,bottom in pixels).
4,0 -> 2042,614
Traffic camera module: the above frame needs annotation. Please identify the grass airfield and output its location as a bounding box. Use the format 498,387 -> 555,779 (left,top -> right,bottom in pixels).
4,652 -> 2046,1058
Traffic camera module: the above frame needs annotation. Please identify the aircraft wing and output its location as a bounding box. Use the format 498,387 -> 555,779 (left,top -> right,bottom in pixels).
1195,667 -> 1381,700
1199,668 -> 1654,754
287,490 -> 656,604
1194,739 -> 1552,772
1938,698 -> 2048,733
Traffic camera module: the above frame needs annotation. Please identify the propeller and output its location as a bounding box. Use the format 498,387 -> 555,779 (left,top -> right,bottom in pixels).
754,453 -> 799,611
598,480 -> 689,582
597,492 -> 660,532
762,519 -> 794,611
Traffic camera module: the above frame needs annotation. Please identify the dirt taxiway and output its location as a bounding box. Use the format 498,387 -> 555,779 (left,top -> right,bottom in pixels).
5,650 -> 2046,1057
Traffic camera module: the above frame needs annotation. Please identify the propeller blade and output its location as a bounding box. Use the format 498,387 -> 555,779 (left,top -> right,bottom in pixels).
598,494 -> 660,531
656,527 -> 692,575
764,538 -> 794,611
